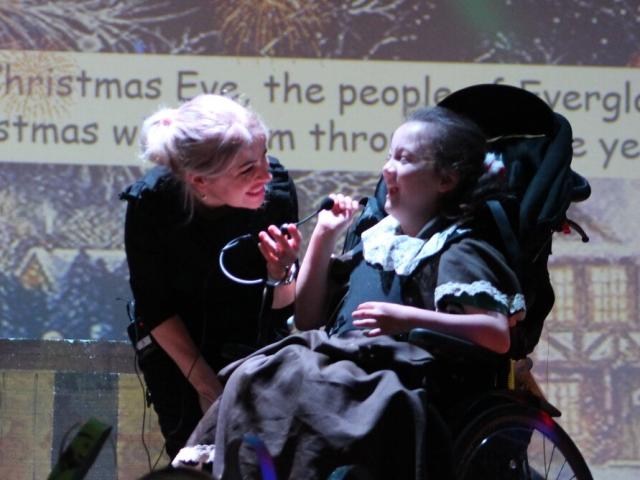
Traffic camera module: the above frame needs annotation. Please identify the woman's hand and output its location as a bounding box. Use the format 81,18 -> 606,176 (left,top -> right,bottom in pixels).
150,316 -> 224,413
195,372 -> 223,413
258,223 -> 301,281
198,395 -> 213,414
351,301 -> 415,336
197,381 -> 222,414
315,194 -> 361,238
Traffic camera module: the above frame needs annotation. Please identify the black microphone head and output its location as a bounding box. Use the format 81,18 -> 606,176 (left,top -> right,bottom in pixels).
318,197 -> 335,211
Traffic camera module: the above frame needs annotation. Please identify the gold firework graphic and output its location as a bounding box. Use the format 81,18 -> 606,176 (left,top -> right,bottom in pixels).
216,0 -> 337,56
0,50 -> 77,120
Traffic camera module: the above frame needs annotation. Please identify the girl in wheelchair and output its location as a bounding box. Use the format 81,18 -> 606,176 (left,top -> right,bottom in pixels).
181,106 -> 525,479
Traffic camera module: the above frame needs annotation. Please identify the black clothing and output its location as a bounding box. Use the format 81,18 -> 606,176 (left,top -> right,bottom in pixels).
327,244 -> 404,337
121,156 -> 298,457
328,217 -> 468,337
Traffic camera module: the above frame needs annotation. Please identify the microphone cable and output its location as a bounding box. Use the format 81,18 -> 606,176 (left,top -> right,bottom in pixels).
218,197 -> 335,286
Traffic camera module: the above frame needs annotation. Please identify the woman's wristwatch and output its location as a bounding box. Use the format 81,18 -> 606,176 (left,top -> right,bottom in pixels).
266,262 -> 298,287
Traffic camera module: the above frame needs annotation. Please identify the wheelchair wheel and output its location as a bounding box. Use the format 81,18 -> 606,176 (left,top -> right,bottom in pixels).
454,404 -> 593,480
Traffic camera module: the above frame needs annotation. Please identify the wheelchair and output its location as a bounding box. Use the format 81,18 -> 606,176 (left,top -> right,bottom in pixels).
330,84 -> 594,480
425,84 -> 592,480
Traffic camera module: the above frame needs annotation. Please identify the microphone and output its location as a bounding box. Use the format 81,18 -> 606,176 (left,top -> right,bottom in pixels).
220,197 -> 336,286
318,196 -> 336,211
280,196 -> 335,233
220,196 -> 359,286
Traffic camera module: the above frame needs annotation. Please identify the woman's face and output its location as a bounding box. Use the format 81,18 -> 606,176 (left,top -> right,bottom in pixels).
382,121 -> 456,235
195,133 -> 272,210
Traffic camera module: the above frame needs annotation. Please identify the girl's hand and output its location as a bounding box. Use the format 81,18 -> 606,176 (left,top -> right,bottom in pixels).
352,301 -> 414,336
258,223 -> 301,281
315,194 -> 360,237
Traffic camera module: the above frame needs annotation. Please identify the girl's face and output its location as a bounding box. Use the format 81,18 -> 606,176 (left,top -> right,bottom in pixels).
382,121 -> 457,235
191,133 -> 272,210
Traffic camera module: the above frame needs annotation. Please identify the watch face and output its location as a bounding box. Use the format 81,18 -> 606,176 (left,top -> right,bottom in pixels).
283,263 -> 298,284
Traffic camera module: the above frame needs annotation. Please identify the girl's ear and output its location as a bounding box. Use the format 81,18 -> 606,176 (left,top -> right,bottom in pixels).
438,170 -> 460,194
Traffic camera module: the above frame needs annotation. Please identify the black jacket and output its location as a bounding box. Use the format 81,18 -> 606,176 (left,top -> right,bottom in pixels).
120,157 -> 298,371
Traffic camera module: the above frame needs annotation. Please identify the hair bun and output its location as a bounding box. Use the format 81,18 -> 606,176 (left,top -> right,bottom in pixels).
140,107 -> 179,166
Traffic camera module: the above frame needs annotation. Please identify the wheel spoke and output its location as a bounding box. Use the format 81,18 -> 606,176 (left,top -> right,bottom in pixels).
543,434 -> 549,477
542,436 -> 558,478
555,457 -> 570,480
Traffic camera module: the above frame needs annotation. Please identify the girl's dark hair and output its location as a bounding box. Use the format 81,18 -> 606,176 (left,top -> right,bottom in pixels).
407,106 -> 503,221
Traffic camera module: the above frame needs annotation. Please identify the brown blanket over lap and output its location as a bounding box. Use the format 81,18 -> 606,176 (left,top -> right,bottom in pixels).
187,330 -> 435,480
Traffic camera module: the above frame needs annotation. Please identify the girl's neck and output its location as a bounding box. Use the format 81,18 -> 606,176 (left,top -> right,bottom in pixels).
397,210 -> 439,237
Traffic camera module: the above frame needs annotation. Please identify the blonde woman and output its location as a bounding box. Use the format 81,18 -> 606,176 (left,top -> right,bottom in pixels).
121,94 -> 299,459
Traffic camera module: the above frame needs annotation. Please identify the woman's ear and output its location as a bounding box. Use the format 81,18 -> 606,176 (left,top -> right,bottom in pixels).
185,172 -> 207,194
438,170 -> 460,194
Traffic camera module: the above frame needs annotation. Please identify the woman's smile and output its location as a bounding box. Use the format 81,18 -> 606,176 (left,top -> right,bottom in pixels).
246,184 -> 267,198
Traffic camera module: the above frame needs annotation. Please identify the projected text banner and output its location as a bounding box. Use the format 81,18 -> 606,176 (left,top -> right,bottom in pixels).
1,50 -> 638,177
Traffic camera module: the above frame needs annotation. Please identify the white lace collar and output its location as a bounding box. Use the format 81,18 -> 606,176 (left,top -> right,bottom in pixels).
361,216 -> 468,276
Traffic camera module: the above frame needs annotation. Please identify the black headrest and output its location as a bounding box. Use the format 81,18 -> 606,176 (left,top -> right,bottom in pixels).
438,84 -> 555,139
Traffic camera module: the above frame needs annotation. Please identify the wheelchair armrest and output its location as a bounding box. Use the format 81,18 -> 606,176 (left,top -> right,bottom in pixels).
409,329 -> 565,424
408,328 -> 506,367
